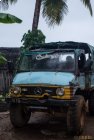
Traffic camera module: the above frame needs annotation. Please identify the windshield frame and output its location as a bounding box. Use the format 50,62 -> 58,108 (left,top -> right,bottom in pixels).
17,50 -> 76,73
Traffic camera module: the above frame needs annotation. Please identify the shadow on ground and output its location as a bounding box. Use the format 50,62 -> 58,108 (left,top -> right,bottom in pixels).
0,112 -> 94,140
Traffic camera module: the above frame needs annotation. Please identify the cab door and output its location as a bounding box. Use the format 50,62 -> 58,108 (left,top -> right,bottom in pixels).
77,50 -> 92,89
76,49 -> 86,89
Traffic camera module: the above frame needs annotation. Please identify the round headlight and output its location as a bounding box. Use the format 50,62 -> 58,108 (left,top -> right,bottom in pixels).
56,88 -> 64,96
10,86 -> 21,95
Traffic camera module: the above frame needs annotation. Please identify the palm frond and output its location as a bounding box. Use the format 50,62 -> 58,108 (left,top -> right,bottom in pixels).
42,0 -> 68,26
0,0 -> 17,10
0,13 -> 22,24
81,0 -> 93,16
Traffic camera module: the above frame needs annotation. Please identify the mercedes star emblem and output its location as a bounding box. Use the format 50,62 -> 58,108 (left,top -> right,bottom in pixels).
34,87 -> 42,95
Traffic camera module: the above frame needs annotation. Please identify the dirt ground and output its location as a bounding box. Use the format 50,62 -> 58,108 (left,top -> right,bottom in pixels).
0,112 -> 94,140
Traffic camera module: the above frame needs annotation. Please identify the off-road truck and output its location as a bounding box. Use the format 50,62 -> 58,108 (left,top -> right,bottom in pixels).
6,41 -> 94,135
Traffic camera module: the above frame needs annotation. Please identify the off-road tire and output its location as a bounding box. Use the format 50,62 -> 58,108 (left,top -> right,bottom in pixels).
88,94 -> 94,116
67,95 -> 86,136
10,103 -> 31,128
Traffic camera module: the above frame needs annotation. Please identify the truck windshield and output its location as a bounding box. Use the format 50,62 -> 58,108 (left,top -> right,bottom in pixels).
18,52 -> 75,72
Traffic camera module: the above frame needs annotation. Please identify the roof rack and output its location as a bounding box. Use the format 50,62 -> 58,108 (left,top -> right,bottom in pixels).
28,41 -> 94,53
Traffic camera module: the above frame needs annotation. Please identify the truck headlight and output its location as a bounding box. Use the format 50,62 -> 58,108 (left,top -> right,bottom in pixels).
9,86 -> 21,95
56,88 -> 64,96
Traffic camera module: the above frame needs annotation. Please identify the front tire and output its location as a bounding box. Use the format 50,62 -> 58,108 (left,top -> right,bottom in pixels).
67,95 -> 86,135
10,103 -> 31,128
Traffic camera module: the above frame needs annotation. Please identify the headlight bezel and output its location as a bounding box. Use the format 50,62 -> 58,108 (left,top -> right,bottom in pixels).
9,86 -> 21,95
56,88 -> 65,96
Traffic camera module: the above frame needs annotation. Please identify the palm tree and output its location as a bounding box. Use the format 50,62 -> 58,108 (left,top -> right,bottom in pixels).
32,0 -> 68,30
32,0 -> 42,31
32,0 -> 93,30
0,0 -> 93,30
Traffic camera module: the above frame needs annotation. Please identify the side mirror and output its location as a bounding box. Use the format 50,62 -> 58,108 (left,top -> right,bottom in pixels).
7,61 -> 15,74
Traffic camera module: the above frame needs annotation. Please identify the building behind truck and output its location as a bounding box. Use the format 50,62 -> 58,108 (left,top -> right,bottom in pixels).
0,47 -> 20,95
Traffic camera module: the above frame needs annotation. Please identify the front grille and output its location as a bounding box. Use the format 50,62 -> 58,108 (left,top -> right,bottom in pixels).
20,86 -> 56,96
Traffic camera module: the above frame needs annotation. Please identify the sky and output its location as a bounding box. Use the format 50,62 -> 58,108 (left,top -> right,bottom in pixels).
0,0 -> 94,47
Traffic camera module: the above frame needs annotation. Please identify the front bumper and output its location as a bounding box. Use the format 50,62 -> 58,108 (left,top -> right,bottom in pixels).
6,97 -> 76,107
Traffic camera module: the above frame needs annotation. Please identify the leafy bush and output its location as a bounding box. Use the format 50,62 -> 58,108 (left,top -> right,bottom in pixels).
0,95 -> 5,102
21,29 -> 46,51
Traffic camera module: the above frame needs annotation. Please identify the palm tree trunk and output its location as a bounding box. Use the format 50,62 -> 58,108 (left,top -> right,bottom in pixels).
32,0 -> 41,31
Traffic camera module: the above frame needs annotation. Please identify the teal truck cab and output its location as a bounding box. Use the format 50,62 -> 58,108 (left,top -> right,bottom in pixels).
6,41 -> 94,135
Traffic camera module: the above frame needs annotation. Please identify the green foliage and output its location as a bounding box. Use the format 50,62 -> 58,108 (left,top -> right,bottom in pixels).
0,0 -> 17,10
81,0 -> 93,16
42,0 -> 93,26
0,95 -> 5,102
0,0 -> 93,26
42,0 -> 68,26
0,13 -> 22,24
0,53 -> 7,64
21,29 -> 46,51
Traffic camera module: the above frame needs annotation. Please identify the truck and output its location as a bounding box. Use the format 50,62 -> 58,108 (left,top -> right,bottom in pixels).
6,41 -> 94,135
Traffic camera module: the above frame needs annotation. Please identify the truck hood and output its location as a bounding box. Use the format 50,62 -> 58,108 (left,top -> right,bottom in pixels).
13,72 -> 75,86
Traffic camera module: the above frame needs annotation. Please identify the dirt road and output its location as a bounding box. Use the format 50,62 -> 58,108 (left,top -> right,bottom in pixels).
0,112 -> 94,140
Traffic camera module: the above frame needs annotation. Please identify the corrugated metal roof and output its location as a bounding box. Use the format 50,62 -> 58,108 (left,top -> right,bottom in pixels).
0,47 -> 20,61
0,47 -> 20,69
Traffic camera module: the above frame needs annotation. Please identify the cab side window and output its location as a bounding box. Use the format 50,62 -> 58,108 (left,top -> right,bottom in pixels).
78,53 -> 86,72
84,54 -> 93,72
